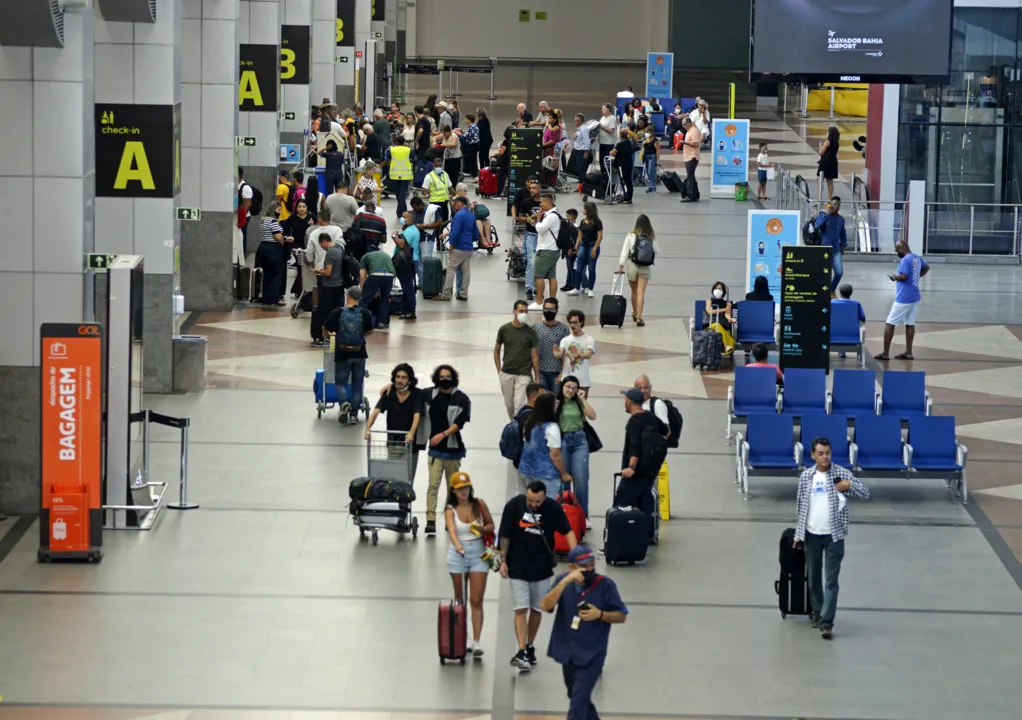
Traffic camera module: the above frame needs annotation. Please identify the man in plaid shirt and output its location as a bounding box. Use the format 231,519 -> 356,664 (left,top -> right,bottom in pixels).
794,437 -> 870,639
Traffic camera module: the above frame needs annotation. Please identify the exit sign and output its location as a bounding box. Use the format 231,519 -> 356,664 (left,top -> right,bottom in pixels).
85,253 -> 117,270
235,136 -> 257,147
278,111 -> 296,120
176,208 -> 201,221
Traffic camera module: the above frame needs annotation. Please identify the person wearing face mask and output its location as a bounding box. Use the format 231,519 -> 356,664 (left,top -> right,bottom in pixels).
641,125 -> 661,194
255,202 -> 293,306
532,298 -> 570,392
384,135 -> 413,219
415,364 -> 472,537
495,301 -> 541,419
390,214 -> 419,320
541,545 -> 628,719
704,281 -> 735,355
365,363 -> 423,447
499,480 -> 578,671
423,156 -> 455,223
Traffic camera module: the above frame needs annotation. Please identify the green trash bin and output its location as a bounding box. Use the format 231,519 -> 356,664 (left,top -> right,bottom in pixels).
734,182 -> 748,201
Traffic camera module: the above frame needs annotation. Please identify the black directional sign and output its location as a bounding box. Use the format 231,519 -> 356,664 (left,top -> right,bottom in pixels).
281,25 -> 311,86
505,127 -> 542,216
336,0 -> 355,47
780,245 -> 832,371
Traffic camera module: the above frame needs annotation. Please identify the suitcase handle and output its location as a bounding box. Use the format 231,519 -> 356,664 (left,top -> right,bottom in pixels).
611,272 -> 626,297
774,580 -> 780,595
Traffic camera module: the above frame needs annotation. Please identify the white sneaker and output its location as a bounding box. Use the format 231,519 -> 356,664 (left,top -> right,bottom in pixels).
586,517 -> 592,531
472,641 -> 485,658
528,302 -> 543,311
567,289 -> 581,296
585,289 -> 595,298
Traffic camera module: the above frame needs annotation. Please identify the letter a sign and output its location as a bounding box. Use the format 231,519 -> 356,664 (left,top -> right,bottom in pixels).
95,104 -> 176,198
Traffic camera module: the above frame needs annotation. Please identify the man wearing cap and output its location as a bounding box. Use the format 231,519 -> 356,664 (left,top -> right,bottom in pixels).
541,545 -> 628,720
437,101 -> 454,132
617,387 -> 666,511
499,480 -> 577,671
434,197 -> 479,302
324,286 -> 374,424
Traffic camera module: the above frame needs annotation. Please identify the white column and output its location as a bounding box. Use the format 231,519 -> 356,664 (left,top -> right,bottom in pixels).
0,3 -> 95,512
311,0 -> 335,104
239,0 -> 282,182
355,0 -> 371,108
281,0 -> 313,139
94,0 -> 182,392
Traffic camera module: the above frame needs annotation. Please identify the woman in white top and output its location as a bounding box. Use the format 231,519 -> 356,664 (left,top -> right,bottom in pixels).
356,160 -> 383,205
617,214 -> 658,327
444,472 -> 494,658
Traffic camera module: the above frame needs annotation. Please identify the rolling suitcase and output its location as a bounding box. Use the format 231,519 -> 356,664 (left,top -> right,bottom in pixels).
661,171 -> 683,194
613,473 -> 660,545
599,272 -> 627,328
681,175 -> 700,201
421,255 -> 445,298
438,560 -> 469,664
478,167 -> 499,197
603,506 -> 648,566
691,330 -> 723,370
554,490 -> 586,554
777,527 -> 811,618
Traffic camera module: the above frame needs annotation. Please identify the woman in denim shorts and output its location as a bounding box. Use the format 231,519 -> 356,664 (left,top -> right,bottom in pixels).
445,472 -> 495,658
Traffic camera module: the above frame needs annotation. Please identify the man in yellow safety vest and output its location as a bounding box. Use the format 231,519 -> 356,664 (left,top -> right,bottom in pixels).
385,136 -> 414,220
422,156 -> 454,223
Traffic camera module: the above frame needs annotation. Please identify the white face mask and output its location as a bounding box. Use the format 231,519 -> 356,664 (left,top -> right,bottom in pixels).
515,312 -> 528,324
645,133 -> 652,139
712,289 -> 724,299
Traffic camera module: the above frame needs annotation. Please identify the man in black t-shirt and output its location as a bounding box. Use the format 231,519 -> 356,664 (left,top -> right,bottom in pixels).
511,177 -> 543,303
414,105 -> 433,178
617,387 -> 665,510
499,480 -> 577,670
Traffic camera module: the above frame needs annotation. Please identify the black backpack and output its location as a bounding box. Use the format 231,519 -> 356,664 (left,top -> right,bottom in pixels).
652,397 -> 683,449
637,417 -> 669,475
802,218 -> 822,246
344,226 -> 367,261
242,182 -> 264,216
630,235 -> 656,266
550,212 -> 577,253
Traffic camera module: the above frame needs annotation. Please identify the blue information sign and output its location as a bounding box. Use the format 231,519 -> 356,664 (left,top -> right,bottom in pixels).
746,210 -> 800,299
645,52 -> 673,100
710,118 -> 750,197
280,143 -> 301,163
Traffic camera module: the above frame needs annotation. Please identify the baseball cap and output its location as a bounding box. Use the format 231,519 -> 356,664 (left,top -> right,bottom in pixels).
620,387 -> 644,404
451,471 -> 472,489
567,545 -> 595,565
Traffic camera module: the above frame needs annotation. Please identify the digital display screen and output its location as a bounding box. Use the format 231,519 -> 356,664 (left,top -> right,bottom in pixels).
750,0 -> 953,83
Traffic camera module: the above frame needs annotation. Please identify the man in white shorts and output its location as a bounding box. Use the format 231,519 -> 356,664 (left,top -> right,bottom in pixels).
498,481 -> 577,670
875,240 -> 930,361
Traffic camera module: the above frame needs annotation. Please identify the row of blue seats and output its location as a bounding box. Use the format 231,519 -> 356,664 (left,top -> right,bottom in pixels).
689,300 -> 866,368
727,368 -> 932,440
734,414 -> 968,503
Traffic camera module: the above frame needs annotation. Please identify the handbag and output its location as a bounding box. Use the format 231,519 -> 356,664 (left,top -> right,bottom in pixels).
583,422 -> 603,453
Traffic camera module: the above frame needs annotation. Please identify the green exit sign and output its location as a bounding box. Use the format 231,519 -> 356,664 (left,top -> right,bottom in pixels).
278,111 -> 296,120
176,208 -> 201,221
235,136 -> 257,147
85,253 -> 117,270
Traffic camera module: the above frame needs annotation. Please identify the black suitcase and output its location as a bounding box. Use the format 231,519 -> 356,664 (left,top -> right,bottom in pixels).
422,256 -> 445,298
613,473 -> 659,545
600,272 -> 627,328
582,181 -> 606,200
691,330 -> 723,370
777,528 -> 812,618
603,506 -> 648,565
662,171 -> 684,193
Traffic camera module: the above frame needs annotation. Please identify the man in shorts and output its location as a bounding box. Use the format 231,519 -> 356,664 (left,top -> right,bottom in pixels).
499,480 -> 577,671
531,193 -> 563,310
874,240 -> 930,361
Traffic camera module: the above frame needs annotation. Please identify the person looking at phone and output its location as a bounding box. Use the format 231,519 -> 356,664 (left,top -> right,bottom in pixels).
499,480 -> 577,671
794,437 -> 870,640
812,197 -> 847,293
541,545 -> 628,720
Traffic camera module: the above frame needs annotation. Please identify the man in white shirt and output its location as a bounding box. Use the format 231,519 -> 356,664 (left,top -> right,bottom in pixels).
532,193 -> 562,310
306,208 -> 344,268
633,374 -> 670,433
597,104 -> 619,166
794,438 -> 870,640
616,86 -> 635,100
554,310 -> 596,391
237,167 -> 255,257
689,99 -> 711,143
530,101 -> 550,127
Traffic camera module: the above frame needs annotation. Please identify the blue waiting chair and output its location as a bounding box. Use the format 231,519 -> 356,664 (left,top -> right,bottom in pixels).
907,416 -> 969,504
827,369 -> 878,416
781,368 -> 827,416
879,371 -> 932,420
830,302 -> 866,367
734,301 -> 776,352
799,414 -> 851,467
850,415 -> 911,474
727,367 -> 780,442
735,414 -> 802,498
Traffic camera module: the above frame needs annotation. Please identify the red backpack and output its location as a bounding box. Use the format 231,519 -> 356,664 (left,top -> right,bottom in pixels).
554,490 -> 586,554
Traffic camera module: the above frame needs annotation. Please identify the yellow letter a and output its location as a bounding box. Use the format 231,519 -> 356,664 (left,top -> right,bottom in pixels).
239,70 -> 264,106
113,142 -> 155,190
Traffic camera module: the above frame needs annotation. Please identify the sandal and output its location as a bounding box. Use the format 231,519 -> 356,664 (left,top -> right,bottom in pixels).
636,319 -> 645,327
873,353 -> 890,361
894,353 -> 914,360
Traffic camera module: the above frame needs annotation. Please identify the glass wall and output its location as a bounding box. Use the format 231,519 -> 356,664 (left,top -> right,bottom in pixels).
896,7 -> 1021,253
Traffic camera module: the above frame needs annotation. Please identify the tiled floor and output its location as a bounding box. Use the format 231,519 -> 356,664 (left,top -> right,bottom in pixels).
1,68 -> 1021,720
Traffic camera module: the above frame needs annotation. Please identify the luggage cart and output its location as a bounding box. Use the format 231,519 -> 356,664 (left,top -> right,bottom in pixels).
506,221 -> 528,281
603,156 -> 623,205
290,249 -> 317,318
314,351 -> 371,419
353,431 -> 419,545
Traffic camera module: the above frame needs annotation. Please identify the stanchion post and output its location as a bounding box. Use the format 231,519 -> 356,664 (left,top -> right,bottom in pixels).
454,70 -> 460,97
488,64 -> 496,101
142,410 -> 150,482
829,85 -> 836,120
168,420 -> 199,510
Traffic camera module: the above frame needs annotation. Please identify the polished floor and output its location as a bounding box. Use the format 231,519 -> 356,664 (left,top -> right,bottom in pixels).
1,68 -> 1021,720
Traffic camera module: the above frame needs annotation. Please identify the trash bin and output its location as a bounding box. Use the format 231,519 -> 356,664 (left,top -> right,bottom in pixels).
173,335 -> 207,393
734,182 -> 748,201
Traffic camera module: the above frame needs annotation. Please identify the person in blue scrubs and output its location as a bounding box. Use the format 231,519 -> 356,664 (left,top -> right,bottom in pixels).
541,545 -> 628,720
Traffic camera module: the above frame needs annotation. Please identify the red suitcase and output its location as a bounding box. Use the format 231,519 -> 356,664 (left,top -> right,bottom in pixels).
478,168 -> 499,197
438,569 -> 468,664
554,490 -> 586,554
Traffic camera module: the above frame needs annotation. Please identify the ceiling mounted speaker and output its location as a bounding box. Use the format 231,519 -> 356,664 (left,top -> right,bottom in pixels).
0,0 -> 65,48
97,0 -> 156,23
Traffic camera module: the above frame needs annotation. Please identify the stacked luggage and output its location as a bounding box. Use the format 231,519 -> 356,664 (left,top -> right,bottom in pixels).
348,476 -> 419,545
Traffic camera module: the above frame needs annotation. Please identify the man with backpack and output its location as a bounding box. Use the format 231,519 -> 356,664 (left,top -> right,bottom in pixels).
237,167 -> 262,257
324,287 -> 374,424
532,194 -> 568,310
633,375 -> 683,449
616,388 -> 668,511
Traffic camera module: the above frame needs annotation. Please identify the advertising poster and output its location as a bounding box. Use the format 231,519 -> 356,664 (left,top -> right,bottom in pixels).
710,118 -> 750,197
39,323 -> 104,559
780,246 -> 833,371
95,104 -> 176,198
645,52 -> 673,100
747,210 -> 800,298
505,127 -> 542,216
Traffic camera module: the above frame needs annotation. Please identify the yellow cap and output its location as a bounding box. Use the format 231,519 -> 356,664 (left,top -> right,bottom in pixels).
451,472 -> 472,490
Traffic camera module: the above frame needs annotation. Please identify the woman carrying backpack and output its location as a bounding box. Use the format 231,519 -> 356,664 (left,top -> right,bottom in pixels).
616,214 -> 657,327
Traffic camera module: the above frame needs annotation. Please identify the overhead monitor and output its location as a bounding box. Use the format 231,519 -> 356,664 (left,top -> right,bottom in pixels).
749,0 -> 953,84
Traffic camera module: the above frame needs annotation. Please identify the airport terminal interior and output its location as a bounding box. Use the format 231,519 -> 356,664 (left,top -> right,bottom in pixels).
2,1 -> 1022,719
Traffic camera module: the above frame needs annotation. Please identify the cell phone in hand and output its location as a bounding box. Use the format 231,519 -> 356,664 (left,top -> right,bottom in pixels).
577,600 -> 591,611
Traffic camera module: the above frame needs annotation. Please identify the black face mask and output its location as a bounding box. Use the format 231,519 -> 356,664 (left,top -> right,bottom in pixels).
437,378 -> 454,390
581,569 -> 597,584
543,311 -> 557,322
